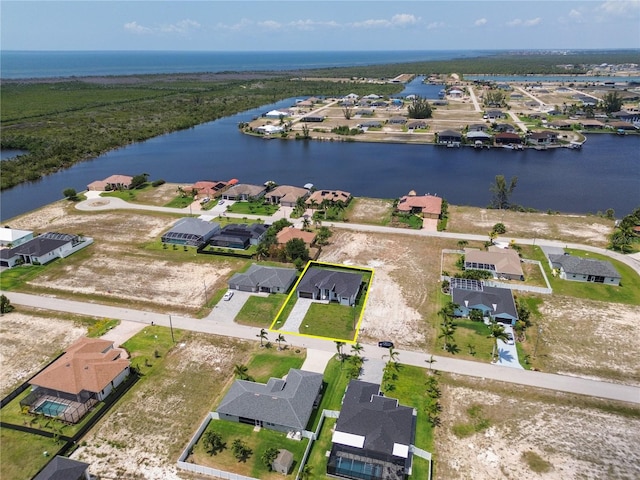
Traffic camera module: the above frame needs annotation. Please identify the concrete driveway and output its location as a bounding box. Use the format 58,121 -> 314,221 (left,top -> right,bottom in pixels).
495,325 -> 524,369
358,357 -> 387,384
207,290 -> 255,324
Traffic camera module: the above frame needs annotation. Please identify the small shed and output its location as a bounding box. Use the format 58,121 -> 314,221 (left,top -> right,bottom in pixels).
272,449 -> 294,475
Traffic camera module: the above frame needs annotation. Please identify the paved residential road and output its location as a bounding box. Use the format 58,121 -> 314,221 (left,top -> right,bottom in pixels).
3,291 -> 639,405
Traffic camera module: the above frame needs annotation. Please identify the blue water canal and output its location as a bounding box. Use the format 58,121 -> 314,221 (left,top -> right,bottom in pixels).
1,79 -> 639,221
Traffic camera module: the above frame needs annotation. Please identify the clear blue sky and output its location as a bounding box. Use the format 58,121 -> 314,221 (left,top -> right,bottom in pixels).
2,0 -> 639,51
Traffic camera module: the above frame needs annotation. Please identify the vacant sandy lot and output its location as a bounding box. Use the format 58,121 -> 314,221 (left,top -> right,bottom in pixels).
437,376 -> 640,480
447,206 -> 614,246
0,311 -> 86,396
537,296 -> 640,385
8,203 -> 247,314
320,230 -> 453,348
347,197 -> 393,224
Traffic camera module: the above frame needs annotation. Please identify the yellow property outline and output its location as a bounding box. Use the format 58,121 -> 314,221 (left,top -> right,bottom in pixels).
269,260 -> 374,344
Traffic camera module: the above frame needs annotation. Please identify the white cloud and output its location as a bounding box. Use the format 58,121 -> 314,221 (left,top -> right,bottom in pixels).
474,18 -> 488,26
257,20 -> 282,30
125,19 -> 200,35
507,17 -> 542,27
569,9 -> 582,19
124,21 -> 152,34
160,19 -> 201,34
598,0 -> 640,15
216,18 -> 255,31
352,13 -> 421,29
390,14 -> 420,26
427,21 -> 445,30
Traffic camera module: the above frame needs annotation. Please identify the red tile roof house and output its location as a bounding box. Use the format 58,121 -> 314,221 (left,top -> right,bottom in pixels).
464,247 -> 525,281
86,174 -> 133,191
192,180 -> 230,198
21,337 -> 130,424
305,190 -> 352,207
396,193 -> 443,219
276,227 -> 316,246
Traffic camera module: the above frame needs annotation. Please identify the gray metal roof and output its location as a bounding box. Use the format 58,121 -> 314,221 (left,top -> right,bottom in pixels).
9,237 -> 68,257
335,380 -> 415,457
217,369 -> 322,430
297,267 -> 362,299
451,285 -> 518,319
228,264 -> 297,290
548,254 -> 621,278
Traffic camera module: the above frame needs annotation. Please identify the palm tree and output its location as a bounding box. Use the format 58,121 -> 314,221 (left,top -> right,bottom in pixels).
438,324 -> 455,351
299,464 -> 313,480
301,216 -> 311,231
234,363 -> 250,380
256,328 -> 268,348
383,346 -> 399,366
457,239 -> 468,250
425,355 -> 437,371
487,321 -> 509,362
320,199 -> 331,219
335,341 -> 345,361
351,342 -> 364,357
276,334 -> 286,351
334,200 -> 347,219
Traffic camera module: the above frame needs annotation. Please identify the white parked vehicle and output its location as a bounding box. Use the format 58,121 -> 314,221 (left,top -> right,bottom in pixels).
223,290 -> 234,301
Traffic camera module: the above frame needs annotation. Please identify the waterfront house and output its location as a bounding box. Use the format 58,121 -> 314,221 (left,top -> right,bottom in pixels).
452,286 -> 518,325
301,114 -> 325,123
306,189 -> 352,207
608,121 -> 638,131
161,218 -> 220,248
228,264 -> 297,293
579,119 -> 605,130
548,254 -> 621,285
276,227 -> 316,247
296,267 -> 362,306
466,130 -> 493,145
192,180 -> 231,198
437,130 -> 462,145
396,193 -> 443,219
264,109 -> 290,119
359,120 -> 383,129
407,121 -> 427,130
0,232 -> 92,269
22,337 -> 130,423
216,368 -> 322,433
265,185 -> 309,207
87,174 -> 133,191
256,124 -> 285,135
528,131 -> 558,145
464,247 -> 524,281
221,183 -> 267,201
494,132 -> 522,145
328,380 -> 416,480
448,88 -> 464,98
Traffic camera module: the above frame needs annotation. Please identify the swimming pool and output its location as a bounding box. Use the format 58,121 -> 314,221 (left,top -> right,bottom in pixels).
34,399 -> 68,417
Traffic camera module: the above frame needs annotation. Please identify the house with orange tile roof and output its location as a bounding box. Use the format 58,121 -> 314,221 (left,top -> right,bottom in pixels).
21,337 -> 130,423
396,192 -> 443,219
276,227 -> 316,246
305,189 -> 352,207
87,174 -> 133,191
192,180 -> 231,198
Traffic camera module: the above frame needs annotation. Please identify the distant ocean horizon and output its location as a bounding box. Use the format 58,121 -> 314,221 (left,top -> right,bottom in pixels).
0,49 -> 496,79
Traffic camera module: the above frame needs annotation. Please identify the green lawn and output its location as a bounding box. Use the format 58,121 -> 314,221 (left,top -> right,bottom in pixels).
101,184 -> 153,202
245,349 -> 306,383
381,364 -> 436,457
306,358 -> 351,431
393,213 -> 424,229
235,295 -> 287,327
446,319 -> 496,362
190,418 -> 308,479
526,246 -> 640,305
0,264 -> 47,290
304,417 -> 336,479
299,302 -> 358,341
0,428 -> 63,480
226,200 -> 279,216
163,195 -> 195,208
122,324 -> 185,375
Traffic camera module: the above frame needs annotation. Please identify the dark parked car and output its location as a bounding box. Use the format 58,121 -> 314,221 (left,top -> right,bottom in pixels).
378,341 -> 394,348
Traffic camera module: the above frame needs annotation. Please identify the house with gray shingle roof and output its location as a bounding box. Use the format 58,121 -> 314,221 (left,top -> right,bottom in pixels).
328,380 -> 416,480
33,456 -> 90,480
297,267 -> 363,306
548,254 -> 621,285
228,264 -> 297,293
452,285 -> 519,325
0,232 -> 92,268
216,369 -> 322,433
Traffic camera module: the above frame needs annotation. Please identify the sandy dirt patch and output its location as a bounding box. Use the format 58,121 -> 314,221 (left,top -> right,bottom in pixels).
448,206 -> 614,246
437,377 -> 640,480
0,311 -> 86,395
72,334 -> 253,479
537,296 -> 640,385
320,231 -> 451,348
348,197 -> 393,224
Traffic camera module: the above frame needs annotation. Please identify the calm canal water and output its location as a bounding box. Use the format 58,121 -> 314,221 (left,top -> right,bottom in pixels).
1,90 -> 639,221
